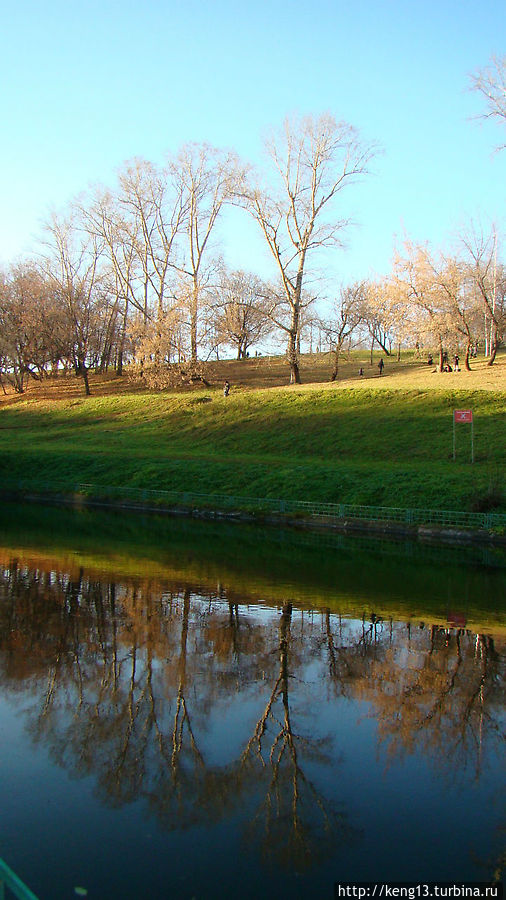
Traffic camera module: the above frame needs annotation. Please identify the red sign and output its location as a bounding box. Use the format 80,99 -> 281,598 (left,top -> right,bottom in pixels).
454,409 -> 473,423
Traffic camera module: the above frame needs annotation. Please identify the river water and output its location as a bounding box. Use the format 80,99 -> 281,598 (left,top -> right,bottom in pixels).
0,502 -> 504,899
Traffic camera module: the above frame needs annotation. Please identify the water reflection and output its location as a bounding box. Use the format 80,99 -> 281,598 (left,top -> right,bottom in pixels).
0,568 -> 351,862
0,554 -> 504,892
0,499 -> 505,897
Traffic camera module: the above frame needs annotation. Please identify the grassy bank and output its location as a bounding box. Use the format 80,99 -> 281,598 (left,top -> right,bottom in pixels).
0,353 -> 504,513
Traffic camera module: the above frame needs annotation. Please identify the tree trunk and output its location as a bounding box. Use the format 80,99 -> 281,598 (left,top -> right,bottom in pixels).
190,282 -> 198,362
487,328 -> 500,365
487,342 -> 499,365
287,329 -> 301,384
286,296 -> 302,384
82,365 -> 91,396
438,338 -> 444,373
100,342 -> 112,373
116,300 -> 129,376
330,346 -> 340,381
76,355 -> 91,396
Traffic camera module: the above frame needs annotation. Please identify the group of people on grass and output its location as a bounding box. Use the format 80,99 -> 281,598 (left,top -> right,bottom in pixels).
436,351 -> 461,373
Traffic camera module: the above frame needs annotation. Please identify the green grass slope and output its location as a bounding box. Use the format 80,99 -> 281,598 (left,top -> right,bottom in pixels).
0,355 -> 504,512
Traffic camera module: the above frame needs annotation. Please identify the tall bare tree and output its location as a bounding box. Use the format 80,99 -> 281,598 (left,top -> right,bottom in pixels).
393,241 -> 456,371
79,186 -> 145,375
116,157 -> 188,324
172,144 -> 244,361
41,212 -> 104,395
426,252 -> 477,370
460,226 -> 504,364
244,114 -> 375,383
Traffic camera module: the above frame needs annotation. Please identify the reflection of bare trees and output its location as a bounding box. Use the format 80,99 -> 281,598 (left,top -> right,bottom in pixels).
0,559 -> 504,876
412,628 -> 502,775
235,602 -> 353,869
158,588 -> 229,831
327,619 -> 505,779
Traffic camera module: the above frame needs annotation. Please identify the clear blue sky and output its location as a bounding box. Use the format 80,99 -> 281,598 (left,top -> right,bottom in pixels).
1,0 -> 505,286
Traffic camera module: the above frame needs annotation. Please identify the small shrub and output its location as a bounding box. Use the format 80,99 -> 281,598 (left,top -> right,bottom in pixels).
134,360 -> 211,390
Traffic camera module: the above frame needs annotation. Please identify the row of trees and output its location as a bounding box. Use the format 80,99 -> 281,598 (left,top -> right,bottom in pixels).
1,55 -> 505,394
0,256 -> 276,394
1,221 -> 503,396
326,231 -> 505,376
0,113 -> 375,392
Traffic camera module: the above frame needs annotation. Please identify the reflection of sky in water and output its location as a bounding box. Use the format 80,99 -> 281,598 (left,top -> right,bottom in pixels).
0,534 -> 504,899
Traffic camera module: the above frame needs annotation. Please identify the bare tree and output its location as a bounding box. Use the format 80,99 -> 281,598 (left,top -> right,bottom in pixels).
211,269 -> 274,359
460,226 -> 504,365
323,282 -> 365,380
79,186 -> 145,375
244,113 -> 376,383
470,55 -> 506,150
172,144 -> 244,362
393,241 -> 456,371
116,157 -> 188,324
0,264 -> 60,392
426,252 -> 477,370
41,211 -> 104,395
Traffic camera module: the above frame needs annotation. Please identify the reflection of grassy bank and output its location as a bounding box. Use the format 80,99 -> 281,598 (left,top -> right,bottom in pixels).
1,502 -> 505,634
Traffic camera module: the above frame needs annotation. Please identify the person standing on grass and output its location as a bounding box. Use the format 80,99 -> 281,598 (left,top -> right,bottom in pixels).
453,354 -> 460,371
223,380 -> 230,397
378,358 -> 384,375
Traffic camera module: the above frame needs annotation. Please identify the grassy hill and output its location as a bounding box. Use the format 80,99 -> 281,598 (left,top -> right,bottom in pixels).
0,351 -> 504,513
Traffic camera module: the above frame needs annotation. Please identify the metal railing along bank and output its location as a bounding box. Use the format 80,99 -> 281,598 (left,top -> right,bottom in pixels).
10,480 -> 502,532
0,858 -> 39,900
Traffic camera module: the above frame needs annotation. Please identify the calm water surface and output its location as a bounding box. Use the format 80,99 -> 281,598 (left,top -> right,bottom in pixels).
0,503 -> 504,899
